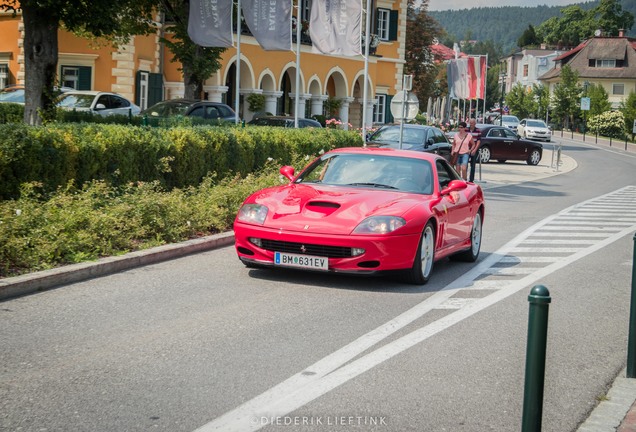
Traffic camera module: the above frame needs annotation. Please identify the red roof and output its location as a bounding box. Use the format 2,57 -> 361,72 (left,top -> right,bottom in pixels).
553,40 -> 590,61
430,43 -> 467,62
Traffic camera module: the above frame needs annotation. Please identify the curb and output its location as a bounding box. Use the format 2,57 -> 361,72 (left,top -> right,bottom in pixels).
0,232 -> 235,301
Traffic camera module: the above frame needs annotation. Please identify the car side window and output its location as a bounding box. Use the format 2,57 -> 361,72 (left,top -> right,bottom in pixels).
189,107 -> 205,118
206,106 -> 220,118
436,160 -> 458,190
218,106 -> 233,117
96,95 -> 110,108
503,128 -> 516,138
489,129 -> 502,138
434,129 -> 447,143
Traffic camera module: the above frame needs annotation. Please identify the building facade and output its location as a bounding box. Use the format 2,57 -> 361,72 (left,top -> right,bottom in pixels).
538,33 -> 636,109
0,1 -> 408,128
500,48 -> 562,93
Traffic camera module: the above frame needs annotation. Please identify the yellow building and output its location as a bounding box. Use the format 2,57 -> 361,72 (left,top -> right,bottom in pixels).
0,1 -> 407,128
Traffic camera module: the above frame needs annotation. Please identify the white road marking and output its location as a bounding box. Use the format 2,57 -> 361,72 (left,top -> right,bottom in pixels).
195,186 -> 636,432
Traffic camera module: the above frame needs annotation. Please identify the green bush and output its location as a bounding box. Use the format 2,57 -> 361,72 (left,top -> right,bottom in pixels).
0,103 -> 24,123
587,110 -> 626,139
0,157 -> 295,277
0,123 -> 363,199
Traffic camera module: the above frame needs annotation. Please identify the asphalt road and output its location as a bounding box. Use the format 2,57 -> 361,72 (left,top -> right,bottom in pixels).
1,136 -> 636,432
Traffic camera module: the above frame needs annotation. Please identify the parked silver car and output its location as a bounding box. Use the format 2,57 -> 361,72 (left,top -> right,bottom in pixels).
57,91 -> 141,116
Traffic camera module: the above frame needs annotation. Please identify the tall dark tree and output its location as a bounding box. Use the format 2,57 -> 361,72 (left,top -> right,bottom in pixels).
404,0 -> 443,106
159,0 -> 226,100
517,25 -> 542,48
0,0 -> 156,125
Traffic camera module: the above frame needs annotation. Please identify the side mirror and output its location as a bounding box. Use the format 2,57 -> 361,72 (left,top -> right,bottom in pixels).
440,179 -> 467,195
280,165 -> 295,182
95,103 -> 106,110
426,138 -> 434,148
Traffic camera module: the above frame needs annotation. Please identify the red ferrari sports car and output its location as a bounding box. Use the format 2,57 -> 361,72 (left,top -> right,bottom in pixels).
233,147 -> 485,284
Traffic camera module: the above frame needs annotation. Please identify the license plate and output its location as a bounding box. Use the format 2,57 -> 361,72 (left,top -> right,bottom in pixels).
274,252 -> 329,271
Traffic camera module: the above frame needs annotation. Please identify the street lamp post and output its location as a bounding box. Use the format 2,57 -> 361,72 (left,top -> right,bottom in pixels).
499,72 -> 507,126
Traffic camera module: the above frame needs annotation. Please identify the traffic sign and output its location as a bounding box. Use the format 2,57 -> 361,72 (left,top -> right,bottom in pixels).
581,97 -> 591,111
390,90 -> 419,121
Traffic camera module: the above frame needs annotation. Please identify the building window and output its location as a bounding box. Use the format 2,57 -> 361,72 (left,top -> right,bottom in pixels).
595,59 -> 617,68
300,0 -> 311,22
62,66 -> 79,89
138,71 -> 149,110
373,94 -> 386,124
377,9 -> 390,41
523,64 -> 529,77
0,64 -> 8,89
612,84 -> 625,95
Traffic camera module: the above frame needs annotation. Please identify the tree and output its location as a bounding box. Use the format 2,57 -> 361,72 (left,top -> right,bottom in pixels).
536,0 -> 634,47
532,83 -> 550,121
586,83 -> 612,117
0,0 -> 156,125
619,91 -> 636,138
404,0 -> 444,105
159,0 -> 226,100
517,25 -> 541,48
593,0 -> 634,37
551,65 -> 582,130
505,82 -> 537,119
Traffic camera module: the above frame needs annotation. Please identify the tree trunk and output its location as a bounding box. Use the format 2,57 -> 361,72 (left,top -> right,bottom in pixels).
21,1 -> 59,125
182,46 -> 204,100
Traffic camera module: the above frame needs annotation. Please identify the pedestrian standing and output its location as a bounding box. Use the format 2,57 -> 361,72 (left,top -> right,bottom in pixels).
450,121 -> 475,180
467,118 -> 482,182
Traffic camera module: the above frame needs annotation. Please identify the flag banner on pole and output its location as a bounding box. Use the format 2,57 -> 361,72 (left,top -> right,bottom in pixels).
188,0 -> 234,47
309,0 -> 362,56
467,56 -> 487,99
448,58 -> 469,100
242,0 -> 292,51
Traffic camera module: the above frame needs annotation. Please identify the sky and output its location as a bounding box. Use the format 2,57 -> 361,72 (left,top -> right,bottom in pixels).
427,0 -> 589,11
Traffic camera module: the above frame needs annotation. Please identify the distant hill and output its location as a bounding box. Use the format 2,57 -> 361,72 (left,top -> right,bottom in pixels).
429,0 -> 636,54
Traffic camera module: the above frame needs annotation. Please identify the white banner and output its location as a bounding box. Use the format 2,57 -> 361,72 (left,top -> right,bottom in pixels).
187,0 -> 234,48
309,0 -> 362,57
242,0 -> 292,51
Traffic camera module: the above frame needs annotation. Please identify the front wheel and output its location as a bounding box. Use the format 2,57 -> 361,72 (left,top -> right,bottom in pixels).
403,222 -> 435,285
527,149 -> 541,165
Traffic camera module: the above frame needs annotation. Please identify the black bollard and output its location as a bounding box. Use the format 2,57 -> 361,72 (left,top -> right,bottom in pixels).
627,234 -> 636,378
522,285 -> 551,432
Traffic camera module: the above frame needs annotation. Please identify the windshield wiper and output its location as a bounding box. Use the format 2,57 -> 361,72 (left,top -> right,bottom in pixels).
346,182 -> 398,189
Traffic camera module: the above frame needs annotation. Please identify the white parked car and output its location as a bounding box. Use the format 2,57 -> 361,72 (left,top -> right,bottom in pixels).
57,91 -> 141,116
517,119 -> 552,142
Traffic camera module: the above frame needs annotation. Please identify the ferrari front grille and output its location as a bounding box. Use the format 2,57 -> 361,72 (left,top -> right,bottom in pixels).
260,239 -> 353,258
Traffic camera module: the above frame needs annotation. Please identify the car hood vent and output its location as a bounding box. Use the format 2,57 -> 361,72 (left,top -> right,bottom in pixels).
307,201 -> 340,208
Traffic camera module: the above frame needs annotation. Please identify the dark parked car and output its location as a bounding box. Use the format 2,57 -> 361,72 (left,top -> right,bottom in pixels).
477,124 -> 543,165
366,124 -> 453,161
248,116 -> 322,128
140,99 -> 237,123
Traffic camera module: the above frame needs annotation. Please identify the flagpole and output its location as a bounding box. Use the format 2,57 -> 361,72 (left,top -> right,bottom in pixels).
483,54 -> 489,121
235,0 -> 241,125
294,1 -> 300,128
361,0 -> 371,143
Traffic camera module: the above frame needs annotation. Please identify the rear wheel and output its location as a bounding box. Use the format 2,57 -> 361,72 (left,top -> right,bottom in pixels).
527,149 -> 541,165
479,146 -> 491,163
403,222 -> 435,285
451,211 -> 482,262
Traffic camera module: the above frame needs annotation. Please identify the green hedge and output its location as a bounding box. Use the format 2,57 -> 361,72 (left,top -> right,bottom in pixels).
0,123 -> 363,199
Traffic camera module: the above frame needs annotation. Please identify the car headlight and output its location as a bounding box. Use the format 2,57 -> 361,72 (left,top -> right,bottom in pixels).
353,216 -> 406,234
237,204 -> 268,225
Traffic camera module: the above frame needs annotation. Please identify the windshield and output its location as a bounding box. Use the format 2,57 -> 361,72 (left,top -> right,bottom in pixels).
142,101 -> 191,116
296,153 -> 434,194
503,116 -> 519,122
0,88 -> 25,103
369,126 -> 426,145
57,94 -> 95,108
527,120 -> 547,128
